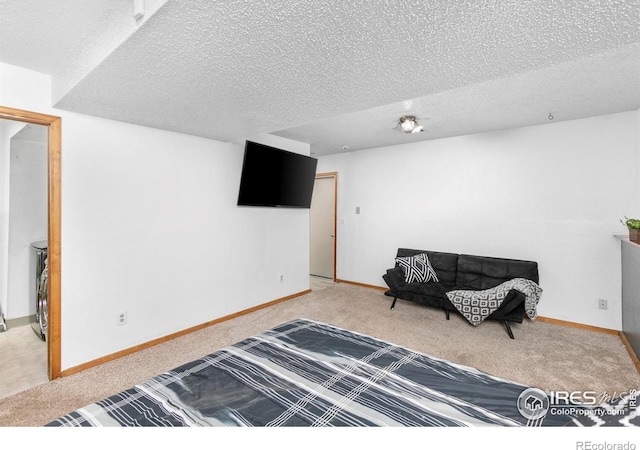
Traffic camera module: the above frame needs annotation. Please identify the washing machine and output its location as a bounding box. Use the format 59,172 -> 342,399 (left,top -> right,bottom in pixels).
30,240 -> 48,341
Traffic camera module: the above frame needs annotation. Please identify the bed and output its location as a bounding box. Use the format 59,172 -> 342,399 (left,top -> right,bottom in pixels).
46,318 -> 636,427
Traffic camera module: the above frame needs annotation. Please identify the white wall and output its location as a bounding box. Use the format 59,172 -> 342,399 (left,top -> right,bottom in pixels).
1,63 -> 311,370
0,122 -> 8,320
317,110 -> 640,330
7,131 -> 48,319
0,120 -> 37,321
0,121 -> 9,320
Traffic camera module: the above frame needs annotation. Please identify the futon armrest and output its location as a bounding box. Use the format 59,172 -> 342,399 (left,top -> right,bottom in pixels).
382,267 -> 406,291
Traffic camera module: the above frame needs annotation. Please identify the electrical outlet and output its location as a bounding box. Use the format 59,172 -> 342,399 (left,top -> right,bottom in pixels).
117,311 -> 128,325
279,274 -> 284,283
598,299 -> 608,310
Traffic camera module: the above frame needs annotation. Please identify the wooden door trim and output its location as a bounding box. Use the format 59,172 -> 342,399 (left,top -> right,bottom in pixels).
0,106 -> 61,380
314,172 -> 337,282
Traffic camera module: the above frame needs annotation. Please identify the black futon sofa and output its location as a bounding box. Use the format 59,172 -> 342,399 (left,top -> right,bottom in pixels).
382,248 -> 540,339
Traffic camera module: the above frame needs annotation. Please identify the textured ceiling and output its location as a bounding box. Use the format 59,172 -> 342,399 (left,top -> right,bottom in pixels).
1,0 -> 639,156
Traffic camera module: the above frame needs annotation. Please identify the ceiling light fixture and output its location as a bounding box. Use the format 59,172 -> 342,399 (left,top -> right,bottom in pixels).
394,115 -> 424,134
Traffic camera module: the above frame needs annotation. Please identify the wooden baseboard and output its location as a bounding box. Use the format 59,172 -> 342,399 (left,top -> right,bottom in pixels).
61,289 -> 311,377
5,315 -> 33,329
335,278 -> 387,291
535,316 -> 620,335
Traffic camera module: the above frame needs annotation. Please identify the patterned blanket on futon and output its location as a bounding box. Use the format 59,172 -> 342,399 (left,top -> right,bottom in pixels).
446,278 -> 543,326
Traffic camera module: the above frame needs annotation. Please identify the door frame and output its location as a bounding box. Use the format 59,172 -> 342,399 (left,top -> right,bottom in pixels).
0,106 -> 61,380
313,172 -> 337,281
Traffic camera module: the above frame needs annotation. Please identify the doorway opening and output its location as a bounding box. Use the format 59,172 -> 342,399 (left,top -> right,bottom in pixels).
310,172 -> 337,287
0,106 -> 62,381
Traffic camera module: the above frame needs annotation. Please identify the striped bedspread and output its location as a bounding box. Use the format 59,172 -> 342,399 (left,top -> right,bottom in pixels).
46,318 -> 635,427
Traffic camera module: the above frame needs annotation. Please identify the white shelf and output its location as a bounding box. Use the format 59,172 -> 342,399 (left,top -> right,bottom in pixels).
615,234 -> 640,249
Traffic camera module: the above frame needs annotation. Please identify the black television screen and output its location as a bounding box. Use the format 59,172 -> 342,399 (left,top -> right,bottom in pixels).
237,141 -> 318,208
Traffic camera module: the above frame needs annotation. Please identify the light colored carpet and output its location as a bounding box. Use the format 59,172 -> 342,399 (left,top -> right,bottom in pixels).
1,282 -> 638,427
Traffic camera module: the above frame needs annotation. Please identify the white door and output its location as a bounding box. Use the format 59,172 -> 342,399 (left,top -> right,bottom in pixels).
310,175 -> 335,279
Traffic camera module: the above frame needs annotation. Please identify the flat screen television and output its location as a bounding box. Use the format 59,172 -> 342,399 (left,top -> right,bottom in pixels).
237,141 -> 318,208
